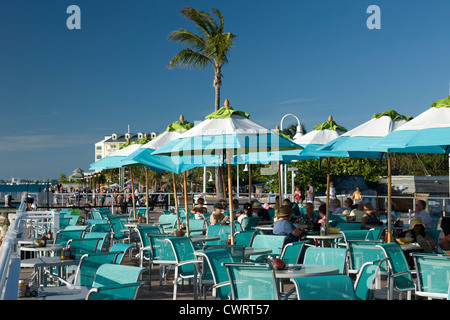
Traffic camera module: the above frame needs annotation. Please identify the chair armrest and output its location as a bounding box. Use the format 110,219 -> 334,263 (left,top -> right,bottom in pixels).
86,281 -> 148,300
176,259 -> 202,267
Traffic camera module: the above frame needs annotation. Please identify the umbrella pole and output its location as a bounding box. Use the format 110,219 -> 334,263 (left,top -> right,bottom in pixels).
172,173 -> 180,235
326,157 -> 331,229
227,160 -> 235,245
248,164 -> 252,201
387,153 -> 393,243
145,167 -> 149,224
278,161 -> 283,208
183,171 -> 190,237
130,167 -> 136,220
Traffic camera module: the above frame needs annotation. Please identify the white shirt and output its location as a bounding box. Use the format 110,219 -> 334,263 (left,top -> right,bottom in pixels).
415,210 -> 433,229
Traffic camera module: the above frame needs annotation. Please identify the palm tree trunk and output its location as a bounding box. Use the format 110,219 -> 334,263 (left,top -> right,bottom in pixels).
213,68 -> 222,111
213,67 -> 225,198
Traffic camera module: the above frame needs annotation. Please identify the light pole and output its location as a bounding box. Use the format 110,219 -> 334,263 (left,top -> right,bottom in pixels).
202,168 -> 214,194
280,114 -> 303,198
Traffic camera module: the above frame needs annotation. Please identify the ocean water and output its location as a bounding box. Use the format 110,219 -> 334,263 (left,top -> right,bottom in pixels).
0,184 -> 54,194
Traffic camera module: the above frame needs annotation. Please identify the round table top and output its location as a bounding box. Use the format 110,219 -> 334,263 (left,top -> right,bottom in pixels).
20,244 -> 63,252
189,235 -> 220,243
274,264 -> 339,279
305,233 -> 343,240
255,225 -> 274,231
20,256 -> 79,268
19,286 -> 90,300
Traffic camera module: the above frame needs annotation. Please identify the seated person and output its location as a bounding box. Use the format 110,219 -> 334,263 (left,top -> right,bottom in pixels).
283,198 -> 300,216
273,205 -> 303,244
318,204 -> 327,227
297,203 -> 320,231
342,198 -> 353,217
251,200 -> 271,221
348,201 -> 366,222
406,217 -> 437,268
330,199 -> 343,215
190,197 -> 207,219
361,202 -> 383,229
414,200 -> 433,229
210,203 -> 229,225
237,202 -> 252,225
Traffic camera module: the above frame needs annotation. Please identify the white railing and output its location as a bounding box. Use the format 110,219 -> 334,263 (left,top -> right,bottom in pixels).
0,194 -> 59,300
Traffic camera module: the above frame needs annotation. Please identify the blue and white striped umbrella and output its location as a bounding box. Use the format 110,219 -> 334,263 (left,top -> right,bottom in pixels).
369,96 -> 450,154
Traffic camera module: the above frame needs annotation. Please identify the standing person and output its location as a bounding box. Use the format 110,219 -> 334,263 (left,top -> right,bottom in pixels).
351,186 -> 363,204
414,200 -> 433,229
294,186 -> 303,203
306,182 -> 315,204
326,182 -> 336,200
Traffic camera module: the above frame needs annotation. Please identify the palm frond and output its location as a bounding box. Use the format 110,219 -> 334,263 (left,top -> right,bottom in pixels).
168,29 -> 207,53
180,7 -> 217,38
167,48 -> 212,70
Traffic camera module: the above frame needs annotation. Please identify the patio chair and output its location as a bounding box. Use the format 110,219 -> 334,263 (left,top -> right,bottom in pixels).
249,234 -> 287,263
146,234 -> 177,287
234,230 -> 256,247
345,240 -> 386,274
290,275 -> 356,300
109,242 -> 135,264
67,238 -> 101,259
164,237 -> 202,300
203,245 -> 245,263
86,264 -> 147,300
410,252 -> 450,299
354,258 -> 389,300
206,223 -> 243,246
339,230 -> 371,244
107,216 -> 131,245
54,229 -> 86,247
224,263 -> 280,300
303,247 -> 349,275
375,243 -> 415,300
279,241 -> 310,265
83,232 -> 110,251
240,217 -> 259,231
195,249 -> 234,300
135,225 -> 163,262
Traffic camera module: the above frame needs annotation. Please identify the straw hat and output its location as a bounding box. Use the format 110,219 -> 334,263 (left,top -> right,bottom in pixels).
408,217 -> 426,230
252,201 -> 262,209
277,205 -> 293,219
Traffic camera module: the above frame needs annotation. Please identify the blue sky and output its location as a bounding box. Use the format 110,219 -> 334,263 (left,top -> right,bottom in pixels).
0,0 -> 449,181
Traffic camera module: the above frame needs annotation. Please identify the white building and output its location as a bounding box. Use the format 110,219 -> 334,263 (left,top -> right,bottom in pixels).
94,132 -> 157,162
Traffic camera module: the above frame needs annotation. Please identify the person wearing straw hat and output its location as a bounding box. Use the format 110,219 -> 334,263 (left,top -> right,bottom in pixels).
406,217 -> 437,268
251,200 -> 271,221
273,205 -> 303,244
408,217 -> 436,253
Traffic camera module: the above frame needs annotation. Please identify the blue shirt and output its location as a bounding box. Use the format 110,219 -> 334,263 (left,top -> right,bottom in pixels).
273,219 -> 299,244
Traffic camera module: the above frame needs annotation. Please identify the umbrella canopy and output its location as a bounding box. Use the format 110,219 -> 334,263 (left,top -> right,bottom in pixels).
318,110 -> 413,155
369,97 -> 450,153
316,109 -> 413,242
88,143 -> 163,172
152,103 -> 301,157
124,115 -> 225,173
152,99 -> 302,242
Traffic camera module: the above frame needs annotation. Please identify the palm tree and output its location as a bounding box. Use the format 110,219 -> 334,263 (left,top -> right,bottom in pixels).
167,7 -> 236,111
167,7 -> 237,197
